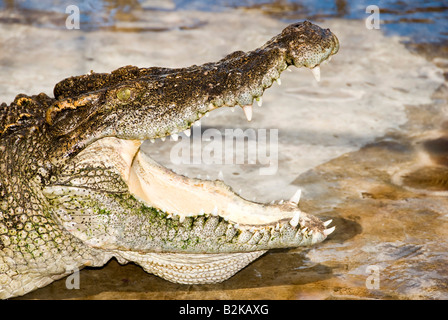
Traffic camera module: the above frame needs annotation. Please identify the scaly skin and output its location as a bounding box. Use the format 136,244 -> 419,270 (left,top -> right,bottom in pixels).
0,21 -> 339,298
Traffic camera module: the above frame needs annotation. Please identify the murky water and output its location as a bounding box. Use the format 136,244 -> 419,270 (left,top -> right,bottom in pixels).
1,0 -> 447,300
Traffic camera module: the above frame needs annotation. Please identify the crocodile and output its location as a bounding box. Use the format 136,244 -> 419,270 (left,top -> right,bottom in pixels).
0,21 -> 339,299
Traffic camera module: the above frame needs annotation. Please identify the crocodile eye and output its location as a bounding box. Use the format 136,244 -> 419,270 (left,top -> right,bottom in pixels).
116,88 -> 132,101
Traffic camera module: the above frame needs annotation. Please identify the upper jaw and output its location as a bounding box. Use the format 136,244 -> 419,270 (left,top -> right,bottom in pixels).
98,22 -> 340,144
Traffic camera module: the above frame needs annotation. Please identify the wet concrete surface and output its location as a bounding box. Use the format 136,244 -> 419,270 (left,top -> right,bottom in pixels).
18,102 -> 448,300
1,9 -> 447,299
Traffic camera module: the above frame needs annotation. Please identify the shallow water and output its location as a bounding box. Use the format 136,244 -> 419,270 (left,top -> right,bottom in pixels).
1,1 -> 447,300
1,0 -> 447,41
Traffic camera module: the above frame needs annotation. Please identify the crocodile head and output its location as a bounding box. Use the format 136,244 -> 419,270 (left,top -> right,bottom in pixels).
0,21 -> 339,297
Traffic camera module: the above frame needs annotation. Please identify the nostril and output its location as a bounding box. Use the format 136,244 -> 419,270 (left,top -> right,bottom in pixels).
332,35 -> 340,54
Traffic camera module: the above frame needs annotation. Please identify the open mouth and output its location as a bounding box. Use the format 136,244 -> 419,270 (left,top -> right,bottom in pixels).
47,51 -> 336,249
42,21 -> 339,284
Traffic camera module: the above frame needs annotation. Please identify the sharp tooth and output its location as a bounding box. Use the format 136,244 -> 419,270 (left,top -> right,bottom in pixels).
161,137 -> 166,142
276,78 -> 281,85
289,189 -> 302,205
199,208 -> 205,215
323,226 -> 335,236
278,200 -> 284,205
323,219 -> 333,227
270,200 -> 275,205
287,67 -> 292,72
256,97 -> 262,107
205,112 -> 209,117
311,66 -> 320,82
171,133 -> 179,141
218,170 -> 224,180
150,139 -> 155,143
184,129 -> 191,137
206,175 -> 210,180
212,206 -> 218,216
230,106 -> 235,112
194,120 -> 201,127
242,105 -> 253,121
289,211 -> 301,227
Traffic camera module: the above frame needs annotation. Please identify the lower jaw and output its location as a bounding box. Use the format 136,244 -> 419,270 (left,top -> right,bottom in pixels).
128,146 -> 304,227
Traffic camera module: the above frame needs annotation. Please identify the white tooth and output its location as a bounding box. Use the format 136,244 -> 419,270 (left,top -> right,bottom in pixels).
150,139 -> 155,143
161,137 -> 166,142
195,120 -> 201,127
171,133 -> 179,141
287,67 -> 292,72
275,223 -> 280,231
289,211 -> 301,227
196,174 -> 201,179
323,219 -> 333,227
218,170 -> 224,180
205,112 -> 209,117
184,129 -> 191,137
242,105 -> 253,121
230,106 -> 235,112
270,200 -> 275,205
199,208 -> 205,215
278,200 -> 284,205
328,56 -> 332,62
323,226 -> 335,236
289,189 -> 302,205
179,216 -> 185,223
256,97 -> 262,107
311,66 -> 321,82
206,175 -> 210,180
276,78 -> 281,85
212,206 -> 218,216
